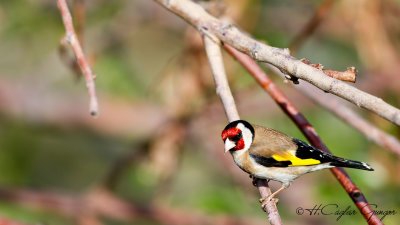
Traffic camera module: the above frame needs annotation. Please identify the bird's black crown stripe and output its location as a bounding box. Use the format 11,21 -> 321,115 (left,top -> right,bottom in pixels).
224,120 -> 255,140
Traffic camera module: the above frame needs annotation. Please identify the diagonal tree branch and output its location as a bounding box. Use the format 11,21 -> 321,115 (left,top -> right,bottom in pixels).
203,36 -> 282,225
57,0 -> 99,116
203,36 -> 239,122
223,43 -> 383,225
153,0 -> 400,127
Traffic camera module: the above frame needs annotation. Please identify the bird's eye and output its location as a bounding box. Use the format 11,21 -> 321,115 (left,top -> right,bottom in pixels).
231,132 -> 242,142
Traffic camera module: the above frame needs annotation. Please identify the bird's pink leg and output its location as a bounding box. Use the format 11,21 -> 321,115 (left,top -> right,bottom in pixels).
259,182 -> 291,208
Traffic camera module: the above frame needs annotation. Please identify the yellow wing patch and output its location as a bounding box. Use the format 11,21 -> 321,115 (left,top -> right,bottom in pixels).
272,152 -> 320,166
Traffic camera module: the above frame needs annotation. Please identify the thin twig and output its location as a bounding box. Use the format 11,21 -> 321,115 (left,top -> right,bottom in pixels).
223,43 -> 383,225
203,36 -> 282,225
57,0 -> 99,116
153,0 -> 400,127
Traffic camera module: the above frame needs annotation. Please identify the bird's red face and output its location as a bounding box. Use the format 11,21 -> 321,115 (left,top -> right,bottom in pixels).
221,127 -> 245,151
222,120 -> 255,153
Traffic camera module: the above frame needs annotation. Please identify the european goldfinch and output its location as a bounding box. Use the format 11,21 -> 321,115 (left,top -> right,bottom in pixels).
221,120 -> 373,206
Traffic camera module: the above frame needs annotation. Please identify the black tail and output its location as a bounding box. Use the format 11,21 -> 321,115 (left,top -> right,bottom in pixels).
330,159 -> 374,171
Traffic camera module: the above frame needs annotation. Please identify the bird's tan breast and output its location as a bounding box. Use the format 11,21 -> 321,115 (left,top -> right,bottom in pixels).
232,151 -> 254,174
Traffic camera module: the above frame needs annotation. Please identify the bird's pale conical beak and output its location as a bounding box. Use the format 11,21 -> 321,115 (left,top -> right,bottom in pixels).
224,140 -> 235,153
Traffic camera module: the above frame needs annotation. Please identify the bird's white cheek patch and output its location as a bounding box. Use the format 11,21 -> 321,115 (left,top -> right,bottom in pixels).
225,140 -> 236,152
236,123 -> 253,151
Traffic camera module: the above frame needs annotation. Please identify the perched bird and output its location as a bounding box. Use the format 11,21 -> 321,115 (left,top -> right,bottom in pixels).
221,120 -> 373,206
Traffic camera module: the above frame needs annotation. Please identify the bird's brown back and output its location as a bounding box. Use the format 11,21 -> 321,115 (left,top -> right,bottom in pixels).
249,125 -> 298,158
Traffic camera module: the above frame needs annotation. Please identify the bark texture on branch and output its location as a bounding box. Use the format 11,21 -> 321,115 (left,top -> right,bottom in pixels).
203,37 -> 282,225
203,37 -> 239,122
153,0 -> 400,127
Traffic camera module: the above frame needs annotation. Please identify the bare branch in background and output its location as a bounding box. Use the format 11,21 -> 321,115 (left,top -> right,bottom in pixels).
59,0 -> 88,81
153,0 -> 400,127
102,142 -> 149,190
352,0 -> 400,74
0,187 -> 263,225
289,0 -> 336,54
203,36 -> 282,225
223,44 -> 383,225
57,0 -> 99,116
